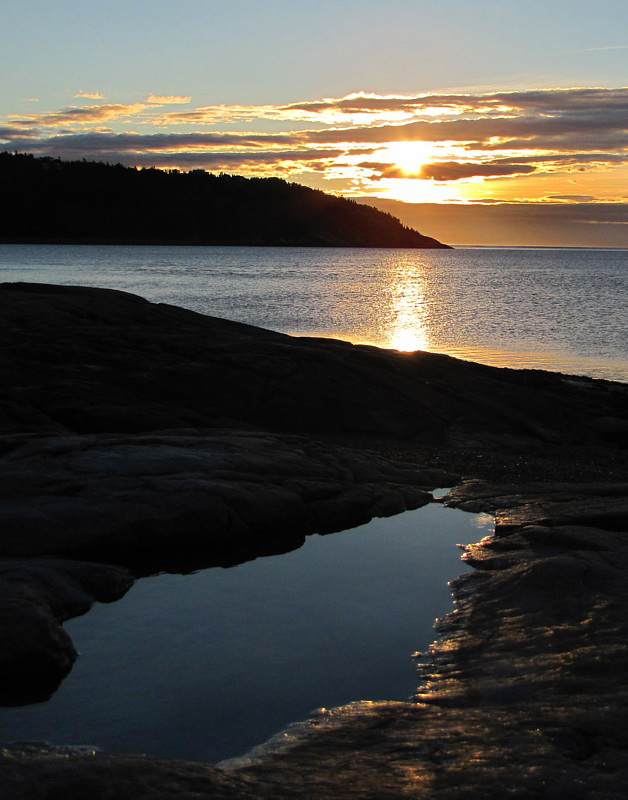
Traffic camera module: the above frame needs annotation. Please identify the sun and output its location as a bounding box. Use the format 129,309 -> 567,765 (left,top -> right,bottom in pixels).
364,141 -> 463,203
378,141 -> 436,175
336,140 -> 465,203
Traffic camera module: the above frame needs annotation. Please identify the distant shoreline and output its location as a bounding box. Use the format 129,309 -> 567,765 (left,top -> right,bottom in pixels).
454,243 -> 628,250
0,238 -> 451,248
2,239 -> 626,250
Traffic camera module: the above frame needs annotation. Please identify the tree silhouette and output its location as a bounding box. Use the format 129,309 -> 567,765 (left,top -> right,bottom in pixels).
0,152 -> 449,248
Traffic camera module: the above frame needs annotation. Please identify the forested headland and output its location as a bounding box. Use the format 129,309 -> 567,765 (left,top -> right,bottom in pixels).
1,152 -> 449,248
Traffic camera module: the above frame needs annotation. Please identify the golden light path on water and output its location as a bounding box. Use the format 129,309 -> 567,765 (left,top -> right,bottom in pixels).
386,261 -> 430,352
294,254 -> 435,354
291,251 -> 628,383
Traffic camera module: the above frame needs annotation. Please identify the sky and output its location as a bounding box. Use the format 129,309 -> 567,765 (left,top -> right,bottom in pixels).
2,0 -> 627,245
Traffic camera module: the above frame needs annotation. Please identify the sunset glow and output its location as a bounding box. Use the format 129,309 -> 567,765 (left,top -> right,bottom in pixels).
375,176 -> 462,204
4,87 -> 626,208
356,141 -> 468,203
379,142 -> 437,174
1,0 -> 626,245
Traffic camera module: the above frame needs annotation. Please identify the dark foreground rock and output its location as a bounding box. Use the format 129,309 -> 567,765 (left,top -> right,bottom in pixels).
0,430 -> 443,566
0,746 -> 259,800
1,283 -> 627,797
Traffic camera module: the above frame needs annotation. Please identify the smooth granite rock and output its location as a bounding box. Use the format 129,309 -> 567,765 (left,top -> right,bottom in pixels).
0,430 -> 442,566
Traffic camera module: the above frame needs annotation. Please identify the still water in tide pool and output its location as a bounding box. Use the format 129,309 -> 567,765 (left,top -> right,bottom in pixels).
0,504 -> 492,763
0,244 -> 626,382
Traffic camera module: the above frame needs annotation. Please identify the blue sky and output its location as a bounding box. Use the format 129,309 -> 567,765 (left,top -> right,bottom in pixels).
4,0 -> 627,109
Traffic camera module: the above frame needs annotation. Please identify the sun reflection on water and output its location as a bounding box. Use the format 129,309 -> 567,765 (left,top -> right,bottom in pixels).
390,328 -> 427,352
387,263 -> 430,352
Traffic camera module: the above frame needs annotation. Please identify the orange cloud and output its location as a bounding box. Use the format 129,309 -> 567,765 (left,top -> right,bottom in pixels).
419,161 -> 537,181
9,103 -> 151,127
2,86 -> 626,205
146,94 -> 191,104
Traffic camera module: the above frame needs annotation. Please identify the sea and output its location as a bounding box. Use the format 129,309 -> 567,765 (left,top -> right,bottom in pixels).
0,244 -> 626,382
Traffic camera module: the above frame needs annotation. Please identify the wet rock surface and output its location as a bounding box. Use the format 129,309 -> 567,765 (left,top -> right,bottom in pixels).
0,430 -> 440,565
0,744 -> 259,800
1,283 -> 628,797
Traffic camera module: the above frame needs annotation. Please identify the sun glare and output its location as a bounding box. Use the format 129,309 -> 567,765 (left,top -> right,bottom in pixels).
361,141 -> 467,203
377,177 -> 460,203
390,328 -> 427,352
378,141 -> 436,174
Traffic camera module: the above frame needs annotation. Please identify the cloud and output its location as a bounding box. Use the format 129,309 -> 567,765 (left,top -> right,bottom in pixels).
420,161 -> 537,181
6,87 -> 627,150
110,150 -> 342,170
548,195 -> 597,202
356,162 -> 406,179
149,107 -> 267,126
369,198 -> 628,222
74,91 -> 105,99
0,128 -> 350,171
283,87 -> 628,119
141,87 -> 628,130
4,130 -> 308,155
582,44 -> 628,51
301,103 -> 628,151
490,153 -> 628,166
496,203 -> 628,223
9,103 -> 152,128
357,159 -> 537,181
107,87 -> 625,132
0,125 -> 39,140
149,104 -> 312,126
359,197 -> 628,246
1,85 -> 626,201
146,94 -> 191,104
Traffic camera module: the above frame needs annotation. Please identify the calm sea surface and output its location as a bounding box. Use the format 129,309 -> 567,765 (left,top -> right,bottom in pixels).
0,244 -> 626,382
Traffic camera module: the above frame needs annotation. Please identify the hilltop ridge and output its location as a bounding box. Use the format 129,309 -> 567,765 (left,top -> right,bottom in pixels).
0,152 -> 450,248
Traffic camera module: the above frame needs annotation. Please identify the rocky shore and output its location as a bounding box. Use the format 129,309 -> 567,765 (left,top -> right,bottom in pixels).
1,282 -> 627,798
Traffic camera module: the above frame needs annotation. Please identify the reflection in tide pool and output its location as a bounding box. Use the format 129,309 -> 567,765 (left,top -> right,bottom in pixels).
0,504 -> 491,764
